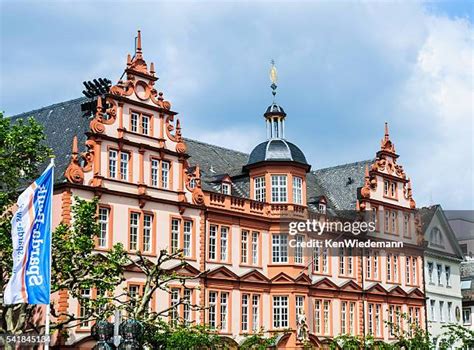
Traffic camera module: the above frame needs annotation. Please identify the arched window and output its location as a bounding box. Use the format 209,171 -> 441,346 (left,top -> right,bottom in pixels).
430,227 -> 443,245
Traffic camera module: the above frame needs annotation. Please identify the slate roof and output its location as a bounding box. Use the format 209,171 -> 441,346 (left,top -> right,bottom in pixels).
246,139 -> 309,167
9,97 -> 371,210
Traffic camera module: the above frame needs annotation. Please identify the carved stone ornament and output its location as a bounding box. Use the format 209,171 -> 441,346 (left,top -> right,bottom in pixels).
360,165 -> 376,199
64,136 -> 84,184
81,139 -> 95,172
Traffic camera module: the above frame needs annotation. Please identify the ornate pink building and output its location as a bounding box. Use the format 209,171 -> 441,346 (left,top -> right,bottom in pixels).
13,32 -> 425,349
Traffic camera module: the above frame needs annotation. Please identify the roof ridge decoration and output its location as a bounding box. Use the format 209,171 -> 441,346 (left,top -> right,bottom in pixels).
109,30 -> 172,111
380,122 -> 396,154
64,136 -> 84,184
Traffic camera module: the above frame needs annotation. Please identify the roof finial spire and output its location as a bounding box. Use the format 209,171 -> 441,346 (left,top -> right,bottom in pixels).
384,122 -> 390,141
269,59 -> 278,100
136,30 -> 142,54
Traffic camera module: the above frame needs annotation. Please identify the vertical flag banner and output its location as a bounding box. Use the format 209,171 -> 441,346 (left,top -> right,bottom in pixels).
5,163 -> 54,305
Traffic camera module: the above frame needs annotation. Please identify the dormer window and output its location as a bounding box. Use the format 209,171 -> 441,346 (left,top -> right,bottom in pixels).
292,176 -> 303,205
271,175 -> 287,203
221,183 -> 231,195
430,227 -> 443,246
319,203 -> 326,214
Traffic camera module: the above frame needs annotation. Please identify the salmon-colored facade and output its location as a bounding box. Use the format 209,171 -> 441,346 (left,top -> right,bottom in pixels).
21,32 -> 426,348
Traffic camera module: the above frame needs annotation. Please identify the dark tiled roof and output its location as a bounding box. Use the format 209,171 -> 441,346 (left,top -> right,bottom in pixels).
313,160 -> 373,210
9,97 -> 369,209
247,139 -> 308,167
418,205 -> 439,233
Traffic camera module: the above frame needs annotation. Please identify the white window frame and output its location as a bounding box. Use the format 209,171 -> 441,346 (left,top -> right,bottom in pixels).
273,296 -> 289,328
272,234 -> 288,263
292,176 -> 303,204
271,175 -> 287,203
129,212 -> 139,251
254,176 -> 266,202
142,214 -> 152,252
98,207 -> 109,248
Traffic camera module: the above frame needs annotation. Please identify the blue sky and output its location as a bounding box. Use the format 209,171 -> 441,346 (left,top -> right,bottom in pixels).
1,1 -> 473,209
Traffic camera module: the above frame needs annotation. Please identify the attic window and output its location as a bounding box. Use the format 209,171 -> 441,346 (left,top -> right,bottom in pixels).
221,183 -> 231,195
430,227 -> 443,246
318,203 -> 326,214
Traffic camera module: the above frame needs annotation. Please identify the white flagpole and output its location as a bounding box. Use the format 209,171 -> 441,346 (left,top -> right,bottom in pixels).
44,157 -> 54,350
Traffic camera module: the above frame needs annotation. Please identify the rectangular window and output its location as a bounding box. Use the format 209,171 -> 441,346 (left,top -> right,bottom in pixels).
252,295 -> 260,332
463,308 -> 471,325
209,292 -> 217,329
342,301 -> 357,335
295,235 -> 303,264
254,176 -> 266,202
445,265 -> 451,286
447,302 -> 452,322
79,288 -> 92,327
403,213 -> 410,236
428,262 -> 434,283
131,112 -> 139,132
161,161 -> 170,189
384,210 -> 390,233
220,226 -> 228,261
252,232 -> 259,265
430,300 -> 436,321
323,301 -> 330,335
292,176 -> 303,204
209,225 -> 217,260
391,211 -> 397,234
375,304 -> 381,337
437,264 -> 443,285
273,296 -> 289,328
296,296 -> 304,319
98,207 -> 109,248
368,304 -> 374,335
221,183 -> 231,195
271,175 -> 287,203
220,292 -> 229,332
349,302 -> 355,334
314,300 -> 321,334
412,257 -> 417,285
129,212 -> 139,251
120,152 -> 129,181
171,219 -> 180,254
142,214 -> 152,252
141,115 -> 150,135
170,288 -> 180,324
241,230 -> 248,264
242,294 -> 249,332
341,301 -> 347,334
183,289 -> 192,324
387,254 -> 392,281
128,284 -> 140,299
109,150 -> 117,179
272,234 -> 288,263
183,221 -> 192,257
406,256 -> 411,285
151,159 -> 159,187
440,301 -> 445,322
384,180 -> 397,198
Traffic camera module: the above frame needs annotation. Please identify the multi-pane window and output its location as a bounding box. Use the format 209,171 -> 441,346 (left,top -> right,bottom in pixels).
120,152 -> 130,181
143,214 -> 152,252
339,248 -> 353,276
384,209 -> 397,234
161,161 -> 170,189
130,111 -> 151,135
242,294 -> 249,332
151,159 -> 171,189
208,224 -> 229,262
313,246 -> 329,274
384,180 -> 397,198
221,183 -> 231,195
171,219 -> 180,254
98,207 -> 110,248
273,296 -> 289,328
387,254 -> 399,283
411,257 -> 417,285
388,305 -> 402,336
368,303 -> 382,337
296,296 -> 305,319
170,288 -> 180,324
241,230 -> 248,264
129,212 -> 139,251
294,235 -> 303,264
209,291 -> 217,329
183,221 -> 192,257
314,299 -> 331,335
252,295 -> 260,332
129,212 -> 153,253
251,232 -> 259,265
366,250 -> 379,280
292,176 -> 303,204
341,301 -> 356,335
272,234 -> 288,263
107,149 -> 130,181
171,218 -> 193,258
183,289 -> 192,324
79,288 -> 92,327
254,176 -> 266,202
403,213 -> 410,237
271,175 -> 287,203
109,150 -> 117,178
220,293 -> 229,332
406,256 -> 418,285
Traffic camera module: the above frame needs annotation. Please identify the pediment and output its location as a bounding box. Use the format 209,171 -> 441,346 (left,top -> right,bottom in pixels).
339,280 -> 362,292
312,277 -> 339,290
206,266 -> 239,280
388,285 -> 407,297
366,283 -> 388,295
240,270 -> 270,283
407,287 -> 424,298
295,273 -> 312,285
168,262 -> 201,277
270,272 -> 295,284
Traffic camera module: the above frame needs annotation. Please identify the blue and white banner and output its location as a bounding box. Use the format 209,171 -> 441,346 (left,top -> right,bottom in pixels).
4,163 -> 54,305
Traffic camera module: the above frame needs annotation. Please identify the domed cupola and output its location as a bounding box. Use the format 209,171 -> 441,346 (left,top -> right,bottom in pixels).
244,61 -> 310,205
